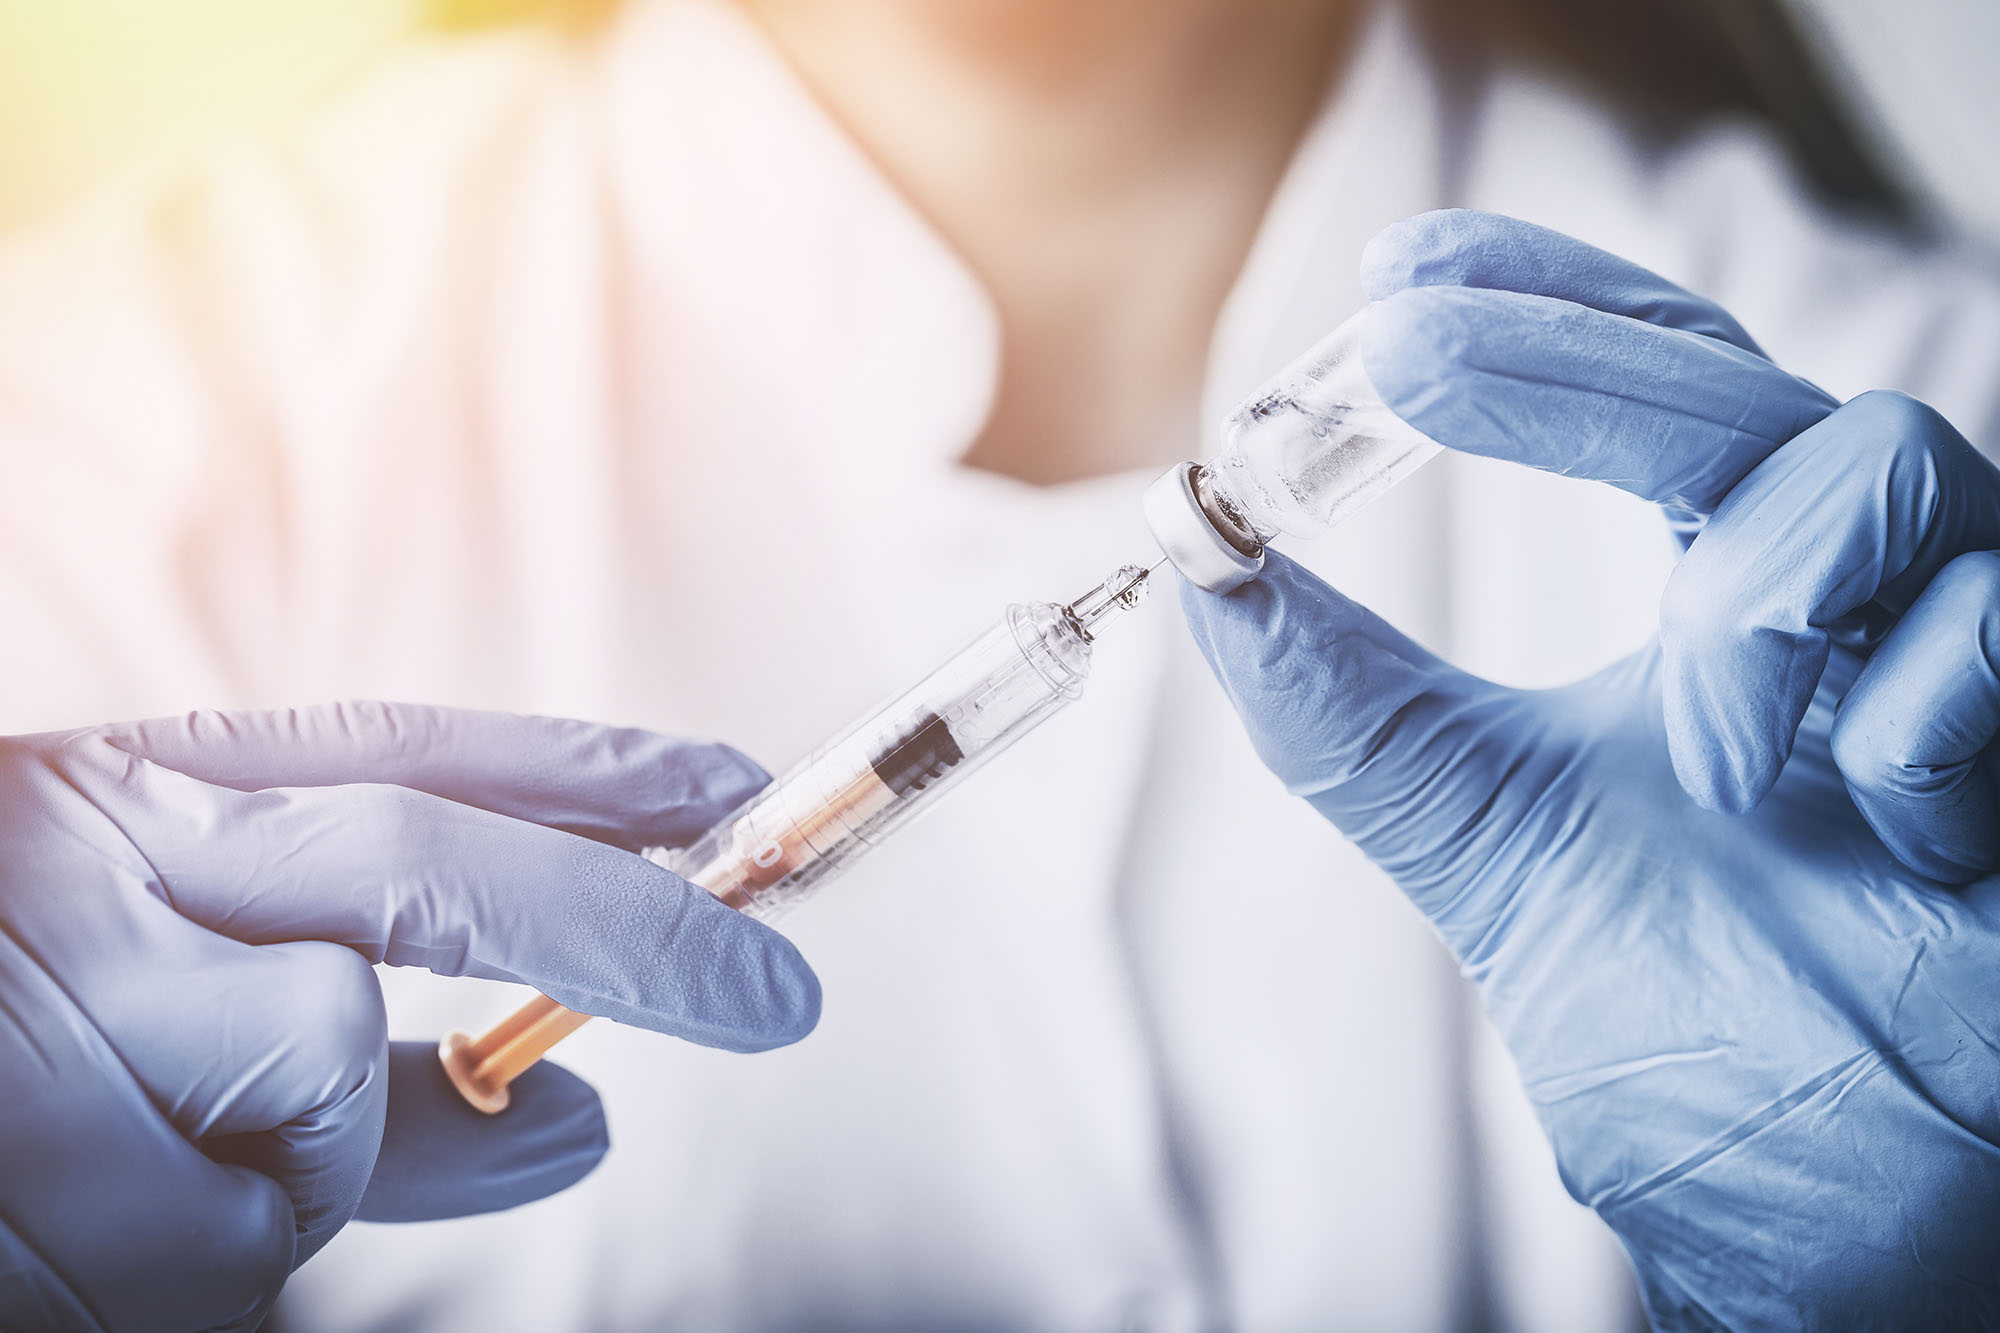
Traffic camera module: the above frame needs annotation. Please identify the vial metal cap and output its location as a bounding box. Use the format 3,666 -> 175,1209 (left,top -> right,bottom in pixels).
1143,462 -> 1264,594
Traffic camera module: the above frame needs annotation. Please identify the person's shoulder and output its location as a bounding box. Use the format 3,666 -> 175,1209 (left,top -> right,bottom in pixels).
0,18 -> 587,335
294,20 -> 594,195
0,15 -> 628,508
199,18 -> 604,280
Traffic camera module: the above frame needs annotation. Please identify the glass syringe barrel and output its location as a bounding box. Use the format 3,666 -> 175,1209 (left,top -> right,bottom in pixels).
439,565 -> 1151,1114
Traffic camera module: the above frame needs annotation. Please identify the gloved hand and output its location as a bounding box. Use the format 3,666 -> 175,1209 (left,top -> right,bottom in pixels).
1182,210 -> 2000,1329
0,702 -> 819,1332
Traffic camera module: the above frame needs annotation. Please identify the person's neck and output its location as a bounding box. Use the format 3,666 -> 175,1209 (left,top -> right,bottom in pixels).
739,0 -> 1359,484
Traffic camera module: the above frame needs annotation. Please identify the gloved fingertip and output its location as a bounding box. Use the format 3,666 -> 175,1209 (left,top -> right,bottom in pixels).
594,734 -> 774,848
1175,553 -> 1347,693
690,740 -> 773,811
1829,648 -> 2000,885
1358,208 -> 1488,298
355,1043 -> 609,1222
1681,768 -> 1760,816
1175,561 -> 1282,637
731,928 -> 822,1052
1666,722 -> 1777,816
1357,286 -> 1479,433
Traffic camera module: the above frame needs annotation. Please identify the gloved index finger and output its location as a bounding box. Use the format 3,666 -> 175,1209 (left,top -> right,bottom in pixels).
1360,209 -> 1767,353
65,740 -> 819,1052
96,702 -> 769,852
1359,284 -> 1838,517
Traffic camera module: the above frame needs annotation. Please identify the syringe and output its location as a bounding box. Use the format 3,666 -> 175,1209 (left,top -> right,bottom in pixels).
440,561 -> 1154,1113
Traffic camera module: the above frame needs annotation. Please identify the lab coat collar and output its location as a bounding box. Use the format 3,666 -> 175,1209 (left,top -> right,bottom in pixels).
1204,1 -> 1450,429
596,0 -> 1447,478
595,0 -> 1002,478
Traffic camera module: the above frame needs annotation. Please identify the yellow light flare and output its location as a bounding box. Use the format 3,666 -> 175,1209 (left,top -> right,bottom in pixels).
0,0 -> 417,227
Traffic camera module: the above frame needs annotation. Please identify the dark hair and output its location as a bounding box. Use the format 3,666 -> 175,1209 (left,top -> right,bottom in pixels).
1413,0 -> 1921,227
426,0 -> 1921,228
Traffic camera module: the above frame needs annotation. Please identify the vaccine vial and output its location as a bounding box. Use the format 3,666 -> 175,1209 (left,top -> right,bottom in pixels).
1144,305 -> 1442,592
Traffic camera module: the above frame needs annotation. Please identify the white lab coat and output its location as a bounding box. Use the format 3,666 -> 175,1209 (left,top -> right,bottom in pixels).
3,2 -> 1998,1329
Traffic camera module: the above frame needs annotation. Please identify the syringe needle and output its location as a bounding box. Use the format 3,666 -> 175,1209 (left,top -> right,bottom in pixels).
1063,563 -> 1153,637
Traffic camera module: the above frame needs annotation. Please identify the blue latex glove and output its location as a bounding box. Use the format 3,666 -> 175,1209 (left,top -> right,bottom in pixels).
1182,210 -> 2000,1329
0,702 -> 818,1331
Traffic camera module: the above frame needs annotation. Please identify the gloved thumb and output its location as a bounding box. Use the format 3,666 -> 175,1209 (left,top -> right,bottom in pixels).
355,1042 -> 608,1222
1180,552 -> 1540,941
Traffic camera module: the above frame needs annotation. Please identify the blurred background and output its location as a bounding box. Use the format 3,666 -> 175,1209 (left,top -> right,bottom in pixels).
0,0 -> 410,227
1,0 -> 1997,241
1,4 -> 1995,1331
